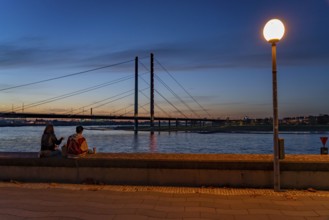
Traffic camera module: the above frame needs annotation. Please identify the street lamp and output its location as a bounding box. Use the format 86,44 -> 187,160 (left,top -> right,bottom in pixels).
263,18 -> 285,191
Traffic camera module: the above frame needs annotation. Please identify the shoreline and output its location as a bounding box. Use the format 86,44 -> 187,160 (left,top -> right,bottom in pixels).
1,123 -> 329,132
1,152 -> 329,189
113,125 -> 329,133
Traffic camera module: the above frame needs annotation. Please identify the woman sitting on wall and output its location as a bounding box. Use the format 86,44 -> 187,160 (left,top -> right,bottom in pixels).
40,124 -> 64,158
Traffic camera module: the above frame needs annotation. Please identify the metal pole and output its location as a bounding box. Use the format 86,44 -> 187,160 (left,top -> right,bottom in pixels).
150,53 -> 154,135
272,42 -> 280,191
134,56 -> 139,135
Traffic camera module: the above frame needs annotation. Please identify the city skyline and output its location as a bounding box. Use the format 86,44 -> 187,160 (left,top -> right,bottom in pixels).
0,0 -> 329,119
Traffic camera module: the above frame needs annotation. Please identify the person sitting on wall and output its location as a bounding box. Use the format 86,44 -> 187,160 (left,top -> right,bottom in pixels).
40,124 -> 64,158
64,125 -> 95,157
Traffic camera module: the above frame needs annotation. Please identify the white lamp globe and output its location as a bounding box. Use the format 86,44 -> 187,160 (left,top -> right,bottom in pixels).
263,19 -> 285,43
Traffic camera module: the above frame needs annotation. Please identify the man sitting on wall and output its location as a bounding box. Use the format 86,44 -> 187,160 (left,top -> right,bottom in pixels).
64,125 -> 94,157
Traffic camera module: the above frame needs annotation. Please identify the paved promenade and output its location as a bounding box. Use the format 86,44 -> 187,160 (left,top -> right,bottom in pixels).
0,182 -> 329,220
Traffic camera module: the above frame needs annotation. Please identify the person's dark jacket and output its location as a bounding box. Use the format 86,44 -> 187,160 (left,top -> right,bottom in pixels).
41,133 -> 63,151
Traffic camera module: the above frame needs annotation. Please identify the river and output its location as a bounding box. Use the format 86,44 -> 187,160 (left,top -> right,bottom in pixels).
0,126 -> 328,154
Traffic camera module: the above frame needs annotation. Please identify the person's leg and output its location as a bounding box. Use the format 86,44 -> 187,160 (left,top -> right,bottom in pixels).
49,150 -> 62,158
39,150 -> 52,158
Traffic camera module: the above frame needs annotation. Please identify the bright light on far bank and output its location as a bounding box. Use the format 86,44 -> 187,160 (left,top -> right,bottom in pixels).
263,19 -> 285,43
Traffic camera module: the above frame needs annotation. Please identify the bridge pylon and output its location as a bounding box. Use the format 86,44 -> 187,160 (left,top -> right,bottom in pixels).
134,56 -> 139,134
150,53 -> 155,134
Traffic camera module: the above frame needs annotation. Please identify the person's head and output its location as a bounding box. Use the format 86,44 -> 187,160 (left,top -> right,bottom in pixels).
44,124 -> 54,134
76,125 -> 84,134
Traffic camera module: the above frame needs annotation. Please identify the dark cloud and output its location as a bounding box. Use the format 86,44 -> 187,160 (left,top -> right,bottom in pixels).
0,45 -> 38,66
1,35 -> 328,74
90,40 -> 329,73
281,50 -> 329,67
0,39 -> 80,69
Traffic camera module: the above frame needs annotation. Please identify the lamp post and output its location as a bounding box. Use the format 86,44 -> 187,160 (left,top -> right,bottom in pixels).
263,18 -> 285,191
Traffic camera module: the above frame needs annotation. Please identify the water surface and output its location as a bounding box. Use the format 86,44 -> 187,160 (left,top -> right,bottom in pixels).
0,126 -> 327,154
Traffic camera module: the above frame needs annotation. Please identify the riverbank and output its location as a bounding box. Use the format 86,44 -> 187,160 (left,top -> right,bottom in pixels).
1,152 -> 329,189
197,125 -> 329,133
113,124 -> 329,133
1,122 -> 329,133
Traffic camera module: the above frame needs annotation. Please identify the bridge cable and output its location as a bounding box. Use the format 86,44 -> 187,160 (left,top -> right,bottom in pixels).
154,74 -> 200,118
62,89 -> 135,114
66,72 -> 149,115
139,103 -> 150,115
155,58 -> 211,118
91,87 -> 149,110
154,89 -> 187,118
111,104 -> 134,116
71,91 -> 134,115
120,103 -> 149,117
139,90 -> 171,118
136,75 -> 171,117
2,74 -> 133,113
138,61 -> 188,118
0,59 -> 134,92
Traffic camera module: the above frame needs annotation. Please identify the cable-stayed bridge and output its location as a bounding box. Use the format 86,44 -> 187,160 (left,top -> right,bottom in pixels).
0,53 -> 223,132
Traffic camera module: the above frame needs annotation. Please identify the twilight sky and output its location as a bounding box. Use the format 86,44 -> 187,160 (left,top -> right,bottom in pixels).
0,0 -> 329,119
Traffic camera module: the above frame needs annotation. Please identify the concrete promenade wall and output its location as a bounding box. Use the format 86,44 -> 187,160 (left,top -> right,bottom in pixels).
0,153 -> 329,190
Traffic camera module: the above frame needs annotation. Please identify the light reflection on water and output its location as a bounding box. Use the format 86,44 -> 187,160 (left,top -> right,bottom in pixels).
0,126 -> 328,154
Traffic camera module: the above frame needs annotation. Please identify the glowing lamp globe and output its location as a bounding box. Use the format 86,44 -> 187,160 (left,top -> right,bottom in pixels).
263,19 -> 285,43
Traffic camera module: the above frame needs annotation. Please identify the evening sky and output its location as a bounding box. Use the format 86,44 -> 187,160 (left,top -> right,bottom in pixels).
0,0 -> 328,119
